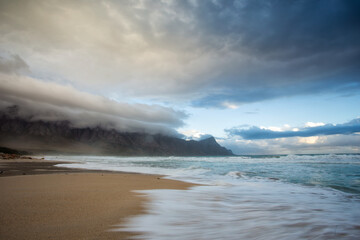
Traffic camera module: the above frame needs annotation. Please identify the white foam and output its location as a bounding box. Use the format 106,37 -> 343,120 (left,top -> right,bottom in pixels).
120,182 -> 360,240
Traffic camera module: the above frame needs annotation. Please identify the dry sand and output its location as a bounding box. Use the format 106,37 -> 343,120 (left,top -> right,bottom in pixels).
0,157 -> 194,240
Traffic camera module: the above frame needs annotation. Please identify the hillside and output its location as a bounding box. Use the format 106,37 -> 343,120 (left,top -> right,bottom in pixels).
0,114 -> 233,156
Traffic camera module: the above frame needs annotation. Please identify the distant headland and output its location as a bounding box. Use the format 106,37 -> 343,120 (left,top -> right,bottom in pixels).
0,112 -> 233,156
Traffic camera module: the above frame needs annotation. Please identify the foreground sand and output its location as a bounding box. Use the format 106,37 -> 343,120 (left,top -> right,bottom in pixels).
0,158 -> 193,240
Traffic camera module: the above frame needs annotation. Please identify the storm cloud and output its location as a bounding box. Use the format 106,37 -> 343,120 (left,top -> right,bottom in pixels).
226,118 -> 360,140
0,0 -> 359,108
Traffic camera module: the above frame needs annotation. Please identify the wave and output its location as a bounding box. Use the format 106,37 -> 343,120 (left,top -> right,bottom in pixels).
44,154 -> 360,195
120,181 -> 360,240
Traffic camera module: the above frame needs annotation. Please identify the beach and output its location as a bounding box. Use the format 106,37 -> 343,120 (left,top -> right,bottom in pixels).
0,156 -> 193,240
2,154 -> 360,240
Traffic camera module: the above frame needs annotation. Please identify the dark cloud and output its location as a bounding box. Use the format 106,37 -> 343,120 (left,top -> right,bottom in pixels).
190,0 -> 360,61
226,118 -> 360,140
188,0 -> 360,107
192,72 -> 360,108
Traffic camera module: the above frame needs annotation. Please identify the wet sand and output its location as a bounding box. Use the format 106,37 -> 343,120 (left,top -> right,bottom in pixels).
0,157 -> 194,240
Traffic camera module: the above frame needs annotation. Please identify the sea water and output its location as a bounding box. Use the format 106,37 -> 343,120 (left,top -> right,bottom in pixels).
45,154 -> 360,239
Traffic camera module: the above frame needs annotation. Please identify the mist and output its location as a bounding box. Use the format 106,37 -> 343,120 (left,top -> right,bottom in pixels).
0,71 -> 186,136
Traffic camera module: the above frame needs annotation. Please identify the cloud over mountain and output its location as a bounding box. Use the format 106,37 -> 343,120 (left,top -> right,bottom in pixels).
0,55 -> 186,135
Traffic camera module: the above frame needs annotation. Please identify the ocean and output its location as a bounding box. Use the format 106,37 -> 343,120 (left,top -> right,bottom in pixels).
45,154 -> 360,240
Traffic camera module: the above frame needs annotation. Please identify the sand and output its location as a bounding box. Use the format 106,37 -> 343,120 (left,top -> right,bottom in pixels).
0,157 -> 194,240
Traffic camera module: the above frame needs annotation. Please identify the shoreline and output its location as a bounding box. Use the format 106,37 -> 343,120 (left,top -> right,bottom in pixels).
0,156 -> 194,240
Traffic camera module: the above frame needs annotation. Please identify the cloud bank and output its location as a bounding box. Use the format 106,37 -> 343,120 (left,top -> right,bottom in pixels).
222,119 -> 360,154
226,118 -> 360,140
220,134 -> 360,155
0,55 -> 186,135
0,0 -> 359,107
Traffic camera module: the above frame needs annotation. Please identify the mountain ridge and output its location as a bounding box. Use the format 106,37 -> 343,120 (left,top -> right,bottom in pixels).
0,114 -> 234,156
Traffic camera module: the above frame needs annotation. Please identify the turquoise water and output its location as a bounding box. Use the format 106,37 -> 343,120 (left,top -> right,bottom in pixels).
48,154 -> 360,195
46,154 -> 360,239
132,154 -> 360,195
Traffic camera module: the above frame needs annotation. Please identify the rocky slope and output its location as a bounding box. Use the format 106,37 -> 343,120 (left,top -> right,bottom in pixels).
0,114 -> 233,156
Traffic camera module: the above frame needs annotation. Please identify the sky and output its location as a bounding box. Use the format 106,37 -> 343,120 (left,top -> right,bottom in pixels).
0,0 -> 359,154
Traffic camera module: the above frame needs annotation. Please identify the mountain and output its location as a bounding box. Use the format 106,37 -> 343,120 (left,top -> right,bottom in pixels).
0,114 -> 234,156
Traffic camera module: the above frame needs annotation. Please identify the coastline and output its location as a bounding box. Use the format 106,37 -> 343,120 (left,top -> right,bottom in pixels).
0,156 -> 194,240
